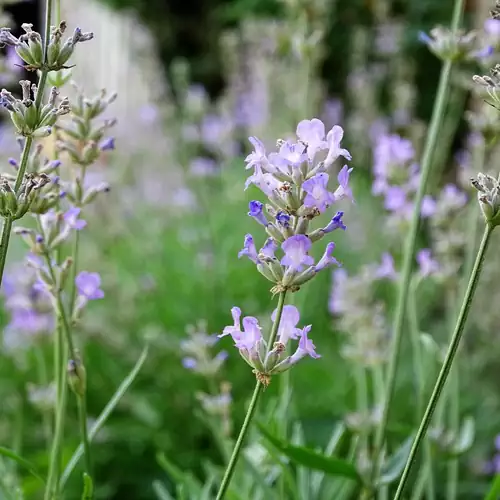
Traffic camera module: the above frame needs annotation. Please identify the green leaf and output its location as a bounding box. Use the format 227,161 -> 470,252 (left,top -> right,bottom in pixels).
0,446 -> 45,484
484,474 -> 500,500
448,416 -> 475,457
81,473 -> 93,500
60,345 -> 149,489
257,424 -> 361,482
378,436 -> 414,486
152,480 -> 174,500
156,452 -> 202,495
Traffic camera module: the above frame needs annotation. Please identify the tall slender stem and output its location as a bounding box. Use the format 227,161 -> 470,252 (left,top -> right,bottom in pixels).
215,291 -> 287,500
369,0 -> 466,484
77,395 -> 92,477
408,279 -> 435,500
394,223 -> 493,499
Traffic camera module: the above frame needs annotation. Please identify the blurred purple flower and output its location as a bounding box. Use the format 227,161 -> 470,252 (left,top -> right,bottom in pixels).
75,271 -> 104,300
375,253 -> 397,280
99,137 -> 115,151
421,195 -> 437,218
189,157 -> 217,177
417,249 -> 439,277
63,207 -> 87,230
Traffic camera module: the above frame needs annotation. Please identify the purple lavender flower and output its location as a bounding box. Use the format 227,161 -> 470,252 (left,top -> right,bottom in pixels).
418,31 -> 432,44
281,235 -> 314,272
182,357 -> 198,370
303,173 -> 335,213
333,165 -> 354,202
296,118 -> 327,158
273,141 -> 307,168
238,234 -> 259,264
271,305 -> 301,344
99,137 -> 115,151
75,271 -> 104,300
63,207 -> 87,230
315,243 -> 340,272
384,186 -> 408,213
260,238 -> 277,259
323,211 -> 346,233
485,19 -> 500,37
218,307 -> 262,350
421,195 -> 437,218
324,126 -> 352,166
245,136 -> 273,172
276,211 -> 290,228
248,201 -> 268,226
244,165 -> 280,196
289,326 -> 320,363
416,249 -> 439,277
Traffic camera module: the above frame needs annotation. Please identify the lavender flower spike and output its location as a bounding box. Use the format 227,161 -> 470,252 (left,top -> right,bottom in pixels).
303,173 -> 335,213
323,211 -> 346,233
248,200 -> 268,226
238,234 -> 260,264
76,271 -> 104,300
315,242 -> 340,272
281,235 -> 314,272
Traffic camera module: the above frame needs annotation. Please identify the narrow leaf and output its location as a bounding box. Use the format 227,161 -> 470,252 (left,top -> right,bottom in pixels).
257,424 -> 360,482
81,473 -> 93,500
378,436 -> 414,486
0,446 -> 45,484
152,480 -> 174,500
60,345 -> 149,488
157,452 -> 201,494
485,474 -> 500,500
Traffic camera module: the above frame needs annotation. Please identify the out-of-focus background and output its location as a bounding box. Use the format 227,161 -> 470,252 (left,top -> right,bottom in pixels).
2,0 -> 500,498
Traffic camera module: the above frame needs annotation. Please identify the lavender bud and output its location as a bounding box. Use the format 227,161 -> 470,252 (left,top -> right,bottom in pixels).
67,358 -> 87,397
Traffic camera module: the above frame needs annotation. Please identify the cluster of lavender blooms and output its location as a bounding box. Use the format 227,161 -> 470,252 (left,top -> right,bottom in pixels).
13,83 -> 115,322
330,254 -> 396,368
181,320 -> 228,377
218,119 -> 352,384
371,132 -> 435,230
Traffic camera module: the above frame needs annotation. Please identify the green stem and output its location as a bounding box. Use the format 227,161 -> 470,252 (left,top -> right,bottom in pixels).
394,223 -> 493,499
44,370 -> 68,500
34,347 -> 53,449
43,250 -> 77,499
215,291 -> 287,500
77,395 -> 92,479
408,280 -> 435,500
369,0 -> 465,484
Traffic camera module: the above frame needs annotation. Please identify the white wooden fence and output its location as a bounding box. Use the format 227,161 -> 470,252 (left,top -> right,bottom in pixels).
60,0 -> 163,120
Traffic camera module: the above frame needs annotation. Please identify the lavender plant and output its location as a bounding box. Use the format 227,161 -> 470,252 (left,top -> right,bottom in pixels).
213,118 -> 353,498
